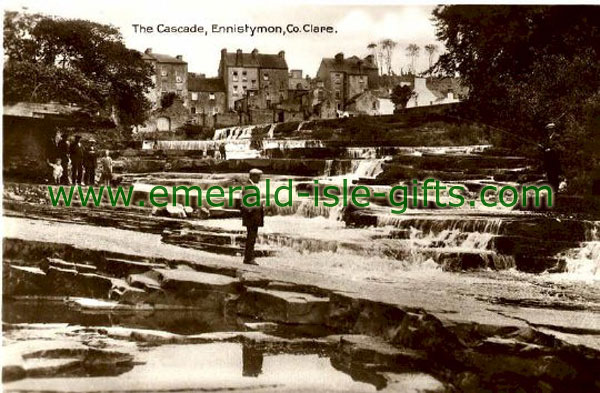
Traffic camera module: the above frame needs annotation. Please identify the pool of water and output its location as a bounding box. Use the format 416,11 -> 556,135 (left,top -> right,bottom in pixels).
2,299 -> 242,335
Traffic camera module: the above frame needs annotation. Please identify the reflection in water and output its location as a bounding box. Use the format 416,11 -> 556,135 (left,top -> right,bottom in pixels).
242,344 -> 264,377
5,342 -> 377,392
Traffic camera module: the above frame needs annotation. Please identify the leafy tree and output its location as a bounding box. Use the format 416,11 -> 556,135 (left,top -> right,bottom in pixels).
3,10 -> 154,129
160,92 -> 178,109
432,5 -> 600,192
390,85 -> 415,110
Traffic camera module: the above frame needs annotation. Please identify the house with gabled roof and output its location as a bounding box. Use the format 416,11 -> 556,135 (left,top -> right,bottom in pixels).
316,53 -> 379,111
218,48 -> 289,110
141,48 -> 188,108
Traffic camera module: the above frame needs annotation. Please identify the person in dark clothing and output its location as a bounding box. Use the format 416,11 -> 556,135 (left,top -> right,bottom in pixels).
70,135 -> 84,185
219,143 -> 226,160
83,140 -> 98,186
240,168 -> 264,265
57,136 -> 71,184
540,123 -> 562,191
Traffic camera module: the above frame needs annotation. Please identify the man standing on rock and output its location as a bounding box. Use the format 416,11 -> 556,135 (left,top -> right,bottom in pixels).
241,168 -> 264,265
540,123 -> 562,192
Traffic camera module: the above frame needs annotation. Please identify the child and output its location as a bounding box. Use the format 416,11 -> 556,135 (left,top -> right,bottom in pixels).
99,150 -> 113,186
47,158 -> 63,184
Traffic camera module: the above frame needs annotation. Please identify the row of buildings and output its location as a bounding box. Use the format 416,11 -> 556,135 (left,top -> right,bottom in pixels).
139,47 -> 463,132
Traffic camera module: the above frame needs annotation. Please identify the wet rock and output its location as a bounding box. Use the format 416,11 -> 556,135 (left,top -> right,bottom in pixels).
46,267 -> 114,298
100,258 -> 165,278
110,282 -> 151,304
154,268 -> 240,294
3,264 -> 48,296
236,287 -> 330,324
381,372 -> 447,393
152,204 -> 188,218
2,350 -> 25,382
244,322 -> 280,332
127,270 -> 162,290
330,334 -> 428,369
44,258 -> 97,274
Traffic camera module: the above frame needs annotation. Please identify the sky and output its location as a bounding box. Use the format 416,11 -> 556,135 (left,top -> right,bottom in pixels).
4,0 -> 441,78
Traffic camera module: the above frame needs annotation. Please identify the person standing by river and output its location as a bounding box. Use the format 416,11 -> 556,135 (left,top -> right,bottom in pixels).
83,140 -> 98,186
70,135 -> 84,185
240,168 -> 264,265
540,123 -> 562,192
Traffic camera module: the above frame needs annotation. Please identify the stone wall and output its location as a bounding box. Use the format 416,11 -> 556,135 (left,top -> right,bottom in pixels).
3,116 -> 58,181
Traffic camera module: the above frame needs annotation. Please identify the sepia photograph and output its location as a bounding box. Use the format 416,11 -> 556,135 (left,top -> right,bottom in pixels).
2,1 -> 600,392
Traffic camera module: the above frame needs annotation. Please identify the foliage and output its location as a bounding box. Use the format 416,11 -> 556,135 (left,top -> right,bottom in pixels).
3,10 -> 154,129
432,5 -> 600,192
390,85 -> 416,110
160,92 -> 177,109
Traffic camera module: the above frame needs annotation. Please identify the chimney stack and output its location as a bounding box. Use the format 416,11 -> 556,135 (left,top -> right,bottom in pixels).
335,53 -> 344,63
278,50 -> 285,59
236,49 -> 242,66
144,48 -> 152,54
252,48 -> 259,58
176,55 -> 183,60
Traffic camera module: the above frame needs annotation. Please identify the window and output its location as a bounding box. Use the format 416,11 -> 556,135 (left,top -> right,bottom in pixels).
191,92 -> 198,101
372,101 -> 377,110
232,71 -> 238,81
233,85 -> 238,92
242,71 -> 247,82
191,107 -> 196,114
335,91 -> 341,99
263,72 -> 269,81
209,93 -> 215,100
176,76 -> 183,83
251,79 -> 257,86
161,69 -> 168,77
176,89 -> 182,96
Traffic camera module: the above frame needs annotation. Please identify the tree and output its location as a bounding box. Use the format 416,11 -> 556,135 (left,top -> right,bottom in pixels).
367,42 -> 377,56
390,85 -> 415,110
432,5 -> 600,192
380,39 -> 397,75
3,11 -> 154,129
424,44 -> 438,73
160,92 -> 177,109
405,44 -> 420,74
367,42 -> 379,72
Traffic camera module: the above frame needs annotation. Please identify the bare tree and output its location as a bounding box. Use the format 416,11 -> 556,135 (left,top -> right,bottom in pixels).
424,44 -> 438,73
406,44 -> 420,74
380,39 -> 397,75
376,45 -> 385,75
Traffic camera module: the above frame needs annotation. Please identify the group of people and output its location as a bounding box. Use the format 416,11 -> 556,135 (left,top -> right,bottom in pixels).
49,133 -> 113,186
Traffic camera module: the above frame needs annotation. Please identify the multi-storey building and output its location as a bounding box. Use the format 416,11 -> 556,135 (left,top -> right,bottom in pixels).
141,48 -> 188,108
187,74 -> 227,116
218,49 -> 288,110
288,69 -> 310,91
316,53 -> 378,110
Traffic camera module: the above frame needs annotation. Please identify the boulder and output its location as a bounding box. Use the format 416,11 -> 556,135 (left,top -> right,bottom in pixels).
236,287 -> 330,324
